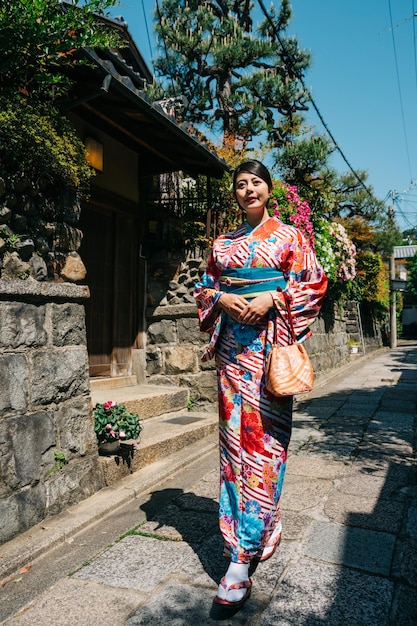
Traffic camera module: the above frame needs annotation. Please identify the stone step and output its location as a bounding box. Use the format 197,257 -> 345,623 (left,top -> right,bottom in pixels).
89,376 -> 138,391
90,383 -> 190,420
98,407 -> 218,486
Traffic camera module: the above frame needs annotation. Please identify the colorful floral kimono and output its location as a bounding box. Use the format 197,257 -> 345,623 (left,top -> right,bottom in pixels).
194,217 -> 327,564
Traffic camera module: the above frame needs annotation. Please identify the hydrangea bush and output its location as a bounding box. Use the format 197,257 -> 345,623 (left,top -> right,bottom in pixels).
269,181 -> 357,296
314,219 -> 357,285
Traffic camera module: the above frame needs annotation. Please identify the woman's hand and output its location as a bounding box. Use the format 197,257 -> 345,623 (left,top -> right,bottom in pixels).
217,293 -> 249,322
238,292 -> 274,325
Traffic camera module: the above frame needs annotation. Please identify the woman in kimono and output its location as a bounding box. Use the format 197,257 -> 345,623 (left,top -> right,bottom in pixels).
194,160 -> 327,609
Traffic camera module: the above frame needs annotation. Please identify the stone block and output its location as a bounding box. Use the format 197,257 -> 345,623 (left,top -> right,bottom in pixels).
178,371 -> 218,403
0,483 -> 47,545
55,395 -> 96,458
0,301 -> 47,348
98,453 -> 133,486
45,457 -> 105,517
60,252 -> 87,282
0,353 -> 29,417
147,319 -> 176,344
164,346 -> 197,374
262,559 -> 392,626
31,346 -> 89,405
303,520 -> 396,575
53,223 -> 83,252
145,345 -> 162,375
1,251 -> 30,279
177,317 -> 206,344
400,537 -> 417,587
0,411 -> 56,491
51,302 -> 87,346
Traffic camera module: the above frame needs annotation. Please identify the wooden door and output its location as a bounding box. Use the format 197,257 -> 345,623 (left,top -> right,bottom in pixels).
79,204 -> 137,377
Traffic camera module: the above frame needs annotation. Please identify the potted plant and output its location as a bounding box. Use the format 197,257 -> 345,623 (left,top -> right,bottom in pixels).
93,400 -> 142,466
348,339 -> 360,354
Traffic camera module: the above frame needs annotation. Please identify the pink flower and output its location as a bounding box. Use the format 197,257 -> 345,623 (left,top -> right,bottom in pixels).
119,430 -> 126,440
105,423 -> 112,431
103,400 -> 116,410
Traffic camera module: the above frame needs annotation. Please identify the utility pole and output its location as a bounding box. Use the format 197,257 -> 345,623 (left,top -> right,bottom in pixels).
389,200 -> 397,348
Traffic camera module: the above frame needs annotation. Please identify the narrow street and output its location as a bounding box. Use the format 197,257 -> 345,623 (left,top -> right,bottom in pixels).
1,342 -> 416,625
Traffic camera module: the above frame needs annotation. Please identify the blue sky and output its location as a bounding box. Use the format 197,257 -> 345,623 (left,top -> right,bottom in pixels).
111,1 -> 417,231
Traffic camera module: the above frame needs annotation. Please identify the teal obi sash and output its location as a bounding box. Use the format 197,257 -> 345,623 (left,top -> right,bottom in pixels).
220,268 -> 286,299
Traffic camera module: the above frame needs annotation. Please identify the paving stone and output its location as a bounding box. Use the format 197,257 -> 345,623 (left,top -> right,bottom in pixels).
74,535 -> 196,591
303,520 -> 396,575
281,510 -> 314,540
138,503 -> 218,542
336,465 -> 411,502
298,442 -> 356,461
124,583 -> 260,625
178,533 -> 227,588
323,491 -> 405,533
353,440 -> 414,461
370,412 -> 415,429
260,559 -> 393,626
400,538 -> 417,587
393,584 -> 417,626
280,475 -> 333,512
364,428 -> 414,447
406,506 -> 417,539
2,578 -> 142,626
286,455 -> 347,480
174,489 -> 219,512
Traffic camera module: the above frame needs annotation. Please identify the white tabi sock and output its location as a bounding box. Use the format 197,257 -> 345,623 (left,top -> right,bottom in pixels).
216,562 -> 250,602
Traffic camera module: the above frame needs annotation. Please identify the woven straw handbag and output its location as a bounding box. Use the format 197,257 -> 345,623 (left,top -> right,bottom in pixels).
265,299 -> 314,397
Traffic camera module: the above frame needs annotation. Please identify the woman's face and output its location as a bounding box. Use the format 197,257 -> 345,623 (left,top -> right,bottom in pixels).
233,171 -> 271,222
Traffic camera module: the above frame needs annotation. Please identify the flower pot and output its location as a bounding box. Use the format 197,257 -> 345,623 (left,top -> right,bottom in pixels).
98,440 -> 136,468
98,441 -> 121,456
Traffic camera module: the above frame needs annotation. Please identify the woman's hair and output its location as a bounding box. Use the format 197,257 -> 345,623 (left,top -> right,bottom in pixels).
232,160 -> 273,191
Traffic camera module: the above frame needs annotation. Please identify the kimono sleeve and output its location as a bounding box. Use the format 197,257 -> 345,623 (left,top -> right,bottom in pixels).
271,228 -> 328,339
193,249 -> 223,333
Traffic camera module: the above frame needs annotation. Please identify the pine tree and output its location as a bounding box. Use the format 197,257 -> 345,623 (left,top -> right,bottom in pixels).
152,0 -> 310,145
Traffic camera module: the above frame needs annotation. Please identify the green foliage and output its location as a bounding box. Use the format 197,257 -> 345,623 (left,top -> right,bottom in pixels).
93,401 -> 142,444
0,97 -> 94,194
0,229 -> 21,253
0,0 -> 121,105
276,134 -> 385,222
356,251 -> 389,306
152,0 -> 310,144
49,450 -> 67,474
407,252 -> 417,299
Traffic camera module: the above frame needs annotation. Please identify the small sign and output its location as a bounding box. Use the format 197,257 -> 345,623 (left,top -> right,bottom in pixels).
391,279 -> 407,291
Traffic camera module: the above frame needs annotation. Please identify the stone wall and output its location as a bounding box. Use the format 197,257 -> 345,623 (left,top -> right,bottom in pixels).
145,258 -> 383,403
0,172 -> 86,284
0,280 -> 104,545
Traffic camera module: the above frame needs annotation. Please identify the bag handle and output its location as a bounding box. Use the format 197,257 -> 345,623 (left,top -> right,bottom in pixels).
273,290 -> 296,344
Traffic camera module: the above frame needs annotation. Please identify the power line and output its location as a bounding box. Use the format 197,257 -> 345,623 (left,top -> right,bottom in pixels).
141,0 -> 153,61
413,0 -> 417,95
255,0 -> 375,200
388,0 -> 414,181
155,0 -> 176,93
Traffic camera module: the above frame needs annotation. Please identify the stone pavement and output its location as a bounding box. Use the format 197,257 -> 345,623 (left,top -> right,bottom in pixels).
0,341 -> 416,625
